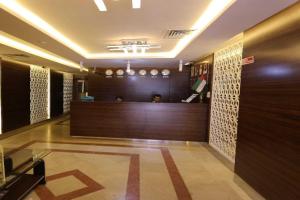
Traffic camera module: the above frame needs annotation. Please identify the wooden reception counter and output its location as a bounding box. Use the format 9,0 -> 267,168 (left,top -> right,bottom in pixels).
70,101 -> 208,141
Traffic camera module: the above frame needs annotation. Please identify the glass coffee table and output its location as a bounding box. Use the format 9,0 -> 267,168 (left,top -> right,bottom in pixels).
0,147 -> 50,200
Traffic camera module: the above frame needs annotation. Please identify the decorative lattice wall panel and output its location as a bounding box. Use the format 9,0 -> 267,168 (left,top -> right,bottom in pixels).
209,39 -> 243,162
63,73 -> 73,113
30,66 -> 49,124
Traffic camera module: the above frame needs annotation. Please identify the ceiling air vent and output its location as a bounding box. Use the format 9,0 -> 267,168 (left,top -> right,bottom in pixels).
165,29 -> 195,39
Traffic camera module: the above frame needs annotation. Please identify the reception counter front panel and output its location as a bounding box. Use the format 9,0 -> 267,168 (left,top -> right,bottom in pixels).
70,101 -> 208,141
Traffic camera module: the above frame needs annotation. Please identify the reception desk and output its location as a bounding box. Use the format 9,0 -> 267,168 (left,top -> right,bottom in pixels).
70,101 -> 209,141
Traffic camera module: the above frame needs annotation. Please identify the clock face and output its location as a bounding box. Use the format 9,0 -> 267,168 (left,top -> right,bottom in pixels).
116,69 -> 124,76
150,69 -> 159,76
139,69 -> 147,76
127,69 -> 135,76
105,69 -> 113,76
161,69 -> 170,76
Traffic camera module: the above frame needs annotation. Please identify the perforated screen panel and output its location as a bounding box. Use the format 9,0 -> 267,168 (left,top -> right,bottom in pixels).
63,73 -> 73,113
30,65 -> 49,124
209,39 -> 243,162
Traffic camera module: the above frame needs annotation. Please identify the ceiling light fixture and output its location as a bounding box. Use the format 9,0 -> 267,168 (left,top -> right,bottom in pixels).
141,47 -> 146,54
132,0 -> 141,9
132,45 -> 137,54
0,32 -> 88,71
123,48 -> 128,54
0,0 -> 235,59
94,0 -> 107,12
107,40 -> 160,54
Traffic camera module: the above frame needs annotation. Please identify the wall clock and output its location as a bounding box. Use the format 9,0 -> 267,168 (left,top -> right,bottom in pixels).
139,69 -> 147,76
150,69 -> 158,76
105,69 -> 113,76
116,69 -> 124,76
161,69 -> 170,76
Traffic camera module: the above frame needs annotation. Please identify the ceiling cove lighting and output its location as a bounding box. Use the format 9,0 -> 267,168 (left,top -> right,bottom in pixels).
0,0 -> 235,59
94,0 -> 107,12
0,32 -> 89,71
132,0 -> 141,9
171,0 -> 235,56
0,0 -> 88,56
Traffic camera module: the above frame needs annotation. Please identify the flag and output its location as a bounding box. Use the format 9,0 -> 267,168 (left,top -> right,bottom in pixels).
195,74 -> 207,93
192,78 -> 201,90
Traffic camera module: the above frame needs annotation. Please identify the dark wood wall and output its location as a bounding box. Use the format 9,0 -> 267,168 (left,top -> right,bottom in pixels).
195,54 -> 214,141
50,70 -> 63,118
1,60 -> 30,133
235,3 -> 300,200
88,67 -> 190,102
71,101 -> 208,141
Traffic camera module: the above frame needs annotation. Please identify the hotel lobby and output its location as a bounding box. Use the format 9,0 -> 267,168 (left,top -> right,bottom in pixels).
0,0 -> 299,200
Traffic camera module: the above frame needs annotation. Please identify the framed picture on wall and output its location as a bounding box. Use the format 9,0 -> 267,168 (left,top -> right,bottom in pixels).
194,65 -> 199,76
191,66 -> 195,77
199,65 -> 203,75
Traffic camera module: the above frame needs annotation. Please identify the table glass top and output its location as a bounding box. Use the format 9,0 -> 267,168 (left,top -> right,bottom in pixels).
0,147 -> 50,188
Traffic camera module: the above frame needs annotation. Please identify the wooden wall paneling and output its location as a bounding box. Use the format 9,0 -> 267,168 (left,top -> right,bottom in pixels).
87,67 -> 190,103
235,3 -> 300,200
169,67 -> 190,102
196,54 -> 214,141
1,60 -> 30,133
50,70 -> 63,118
71,101 -> 208,141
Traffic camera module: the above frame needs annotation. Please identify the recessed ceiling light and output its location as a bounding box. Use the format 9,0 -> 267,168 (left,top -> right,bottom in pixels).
132,0 -> 141,9
94,0 -> 107,12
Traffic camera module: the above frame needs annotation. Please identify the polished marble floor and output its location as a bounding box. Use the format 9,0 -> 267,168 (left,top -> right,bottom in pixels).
0,117 -> 264,200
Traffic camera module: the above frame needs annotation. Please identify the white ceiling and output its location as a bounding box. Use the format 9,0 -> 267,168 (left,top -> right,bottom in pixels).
16,0 -> 212,53
0,0 -> 297,70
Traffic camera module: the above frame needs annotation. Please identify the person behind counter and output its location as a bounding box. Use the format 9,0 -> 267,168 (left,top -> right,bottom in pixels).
115,96 -> 124,102
152,94 -> 162,103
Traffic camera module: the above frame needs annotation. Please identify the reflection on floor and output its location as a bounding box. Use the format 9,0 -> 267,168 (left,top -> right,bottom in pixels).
0,117 -> 264,200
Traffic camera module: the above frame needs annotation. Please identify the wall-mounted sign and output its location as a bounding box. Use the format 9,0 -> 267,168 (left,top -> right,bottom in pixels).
242,56 -> 255,65
139,69 -> 147,76
150,69 -> 159,76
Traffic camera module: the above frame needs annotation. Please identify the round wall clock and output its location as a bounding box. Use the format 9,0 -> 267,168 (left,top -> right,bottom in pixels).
150,69 -> 159,76
116,69 -> 124,76
127,69 -> 135,76
105,69 -> 113,76
161,69 -> 170,76
139,69 -> 147,76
